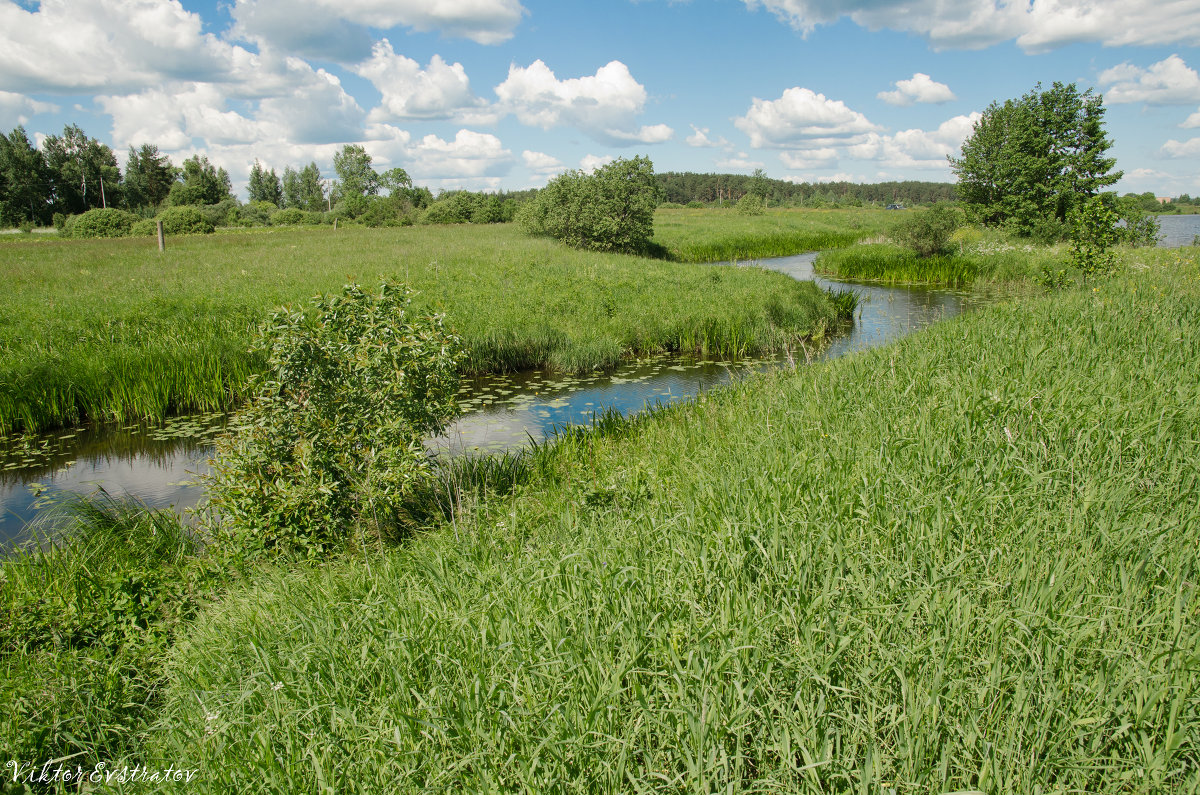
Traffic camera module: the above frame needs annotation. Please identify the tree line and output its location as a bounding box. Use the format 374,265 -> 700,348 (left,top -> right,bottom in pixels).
655,172 -> 957,208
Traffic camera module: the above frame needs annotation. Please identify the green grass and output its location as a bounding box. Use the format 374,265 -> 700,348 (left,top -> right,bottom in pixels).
655,207 -> 890,262
138,248 -> 1200,792
0,216 -> 850,434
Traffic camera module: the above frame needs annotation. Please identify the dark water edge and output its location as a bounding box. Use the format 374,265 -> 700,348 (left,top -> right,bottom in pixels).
1,253 -> 976,545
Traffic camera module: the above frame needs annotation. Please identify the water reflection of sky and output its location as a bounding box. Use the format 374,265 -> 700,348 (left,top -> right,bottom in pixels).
2,252 -> 974,544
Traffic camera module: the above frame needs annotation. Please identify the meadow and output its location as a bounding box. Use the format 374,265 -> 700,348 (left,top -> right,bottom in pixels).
109,246 -> 1199,792
0,210 -> 875,435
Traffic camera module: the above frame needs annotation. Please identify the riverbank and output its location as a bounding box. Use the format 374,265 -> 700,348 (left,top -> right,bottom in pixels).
0,211 -> 872,436
5,246 -> 1190,792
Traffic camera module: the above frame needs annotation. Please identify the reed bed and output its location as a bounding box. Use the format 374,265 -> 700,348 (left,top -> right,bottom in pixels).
0,217 -> 847,435
143,248 -> 1200,792
656,207 -> 888,263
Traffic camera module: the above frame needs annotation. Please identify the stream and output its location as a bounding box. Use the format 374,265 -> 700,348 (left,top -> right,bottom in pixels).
0,253 -> 976,544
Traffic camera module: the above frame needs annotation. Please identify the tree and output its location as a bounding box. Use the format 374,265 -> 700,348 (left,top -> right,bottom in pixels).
247,159 -> 283,206
43,124 -> 122,215
332,144 -> 378,203
517,156 -> 660,253
950,82 -> 1121,237
123,144 -> 176,211
168,154 -> 232,206
0,127 -> 51,226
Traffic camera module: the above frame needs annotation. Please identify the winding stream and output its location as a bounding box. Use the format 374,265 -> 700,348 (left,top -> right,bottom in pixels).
0,253 -> 976,544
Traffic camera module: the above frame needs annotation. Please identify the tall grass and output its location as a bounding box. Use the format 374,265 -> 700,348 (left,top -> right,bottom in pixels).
0,492 -> 220,770
656,207 -> 889,262
142,249 -> 1200,792
0,219 -> 846,434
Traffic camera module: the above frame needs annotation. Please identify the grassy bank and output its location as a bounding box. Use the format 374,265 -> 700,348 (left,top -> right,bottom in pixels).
136,249 -> 1200,792
655,207 -> 888,263
0,216 -> 849,435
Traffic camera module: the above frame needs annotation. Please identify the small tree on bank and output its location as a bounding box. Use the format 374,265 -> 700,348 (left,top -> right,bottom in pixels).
518,156 -> 660,253
950,82 -> 1121,238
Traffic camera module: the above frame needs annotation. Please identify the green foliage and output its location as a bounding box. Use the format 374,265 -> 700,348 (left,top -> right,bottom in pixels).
890,202 -> 960,257
157,205 -> 215,235
282,162 -> 327,212
1069,195 -> 1119,280
123,143 -> 176,211
518,156 -> 660,253
43,124 -> 123,216
169,155 -> 233,206
736,192 -> 766,215
817,243 -> 980,286
247,159 -> 283,206
1114,194 -> 1161,247
270,207 -> 324,225
0,126 -> 52,226
332,144 -> 379,202
67,207 -> 139,238
203,282 -> 464,557
951,82 -> 1121,236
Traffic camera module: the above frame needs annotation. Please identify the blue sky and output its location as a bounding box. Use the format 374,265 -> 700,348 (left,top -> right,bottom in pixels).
2,0 -> 1200,197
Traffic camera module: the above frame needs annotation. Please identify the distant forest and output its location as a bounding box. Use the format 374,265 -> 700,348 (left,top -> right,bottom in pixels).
655,172 -> 958,207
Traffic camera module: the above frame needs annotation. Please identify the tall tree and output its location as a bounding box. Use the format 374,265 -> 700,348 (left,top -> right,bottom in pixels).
123,144 -> 176,211
950,82 -> 1121,235
247,159 -> 283,206
43,124 -> 122,215
297,162 -> 327,211
332,145 -> 378,202
169,154 -> 233,206
0,126 -> 51,226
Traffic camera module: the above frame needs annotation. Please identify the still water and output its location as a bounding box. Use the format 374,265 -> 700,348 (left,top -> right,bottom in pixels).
1154,214 -> 1200,248
1,252 -> 974,543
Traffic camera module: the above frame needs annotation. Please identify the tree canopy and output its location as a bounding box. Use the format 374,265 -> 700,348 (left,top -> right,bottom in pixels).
950,82 -> 1122,237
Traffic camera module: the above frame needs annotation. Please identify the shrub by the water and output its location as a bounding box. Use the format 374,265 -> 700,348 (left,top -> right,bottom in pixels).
890,202 -> 960,257
203,281 -> 463,558
66,208 -> 139,239
517,156 -> 660,254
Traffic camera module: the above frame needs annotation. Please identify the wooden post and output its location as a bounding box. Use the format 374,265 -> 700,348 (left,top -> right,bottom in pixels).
156,220 -> 165,252
333,217 -> 338,231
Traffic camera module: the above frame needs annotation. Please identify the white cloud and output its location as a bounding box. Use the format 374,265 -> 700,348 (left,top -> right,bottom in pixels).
734,87 -> 880,148
779,147 -> 839,169
742,0 -> 1200,52
1162,137 -> 1200,158
845,113 -> 980,170
715,153 -> 765,170
230,0 -> 524,56
522,150 -> 564,174
356,41 -> 490,123
405,129 -> 515,182
0,91 -> 58,129
1099,55 -> 1200,105
686,125 -> 731,148
877,73 -> 956,106
1183,109 -> 1200,128
0,0 -> 239,93
494,60 -> 673,145
579,154 -> 615,173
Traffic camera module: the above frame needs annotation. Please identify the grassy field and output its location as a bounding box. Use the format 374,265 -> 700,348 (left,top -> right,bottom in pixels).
118,248 -> 1200,792
655,206 -> 890,262
0,212 -> 865,435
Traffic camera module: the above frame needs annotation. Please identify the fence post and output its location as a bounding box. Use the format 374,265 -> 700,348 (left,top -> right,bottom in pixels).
156,220 -> 165,252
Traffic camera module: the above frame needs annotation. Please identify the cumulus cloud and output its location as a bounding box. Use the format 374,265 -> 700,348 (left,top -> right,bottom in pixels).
734,87 -> 880,149
579,154 -> 615,173
742,0 -> 1200,52
494,60 -> 673,145
406,129 -> 515,182
1162,137 -> 1200,158
715,153 -> 765,170
522,150 -> 564,175
877,73 -> 956,106
1099,55 -> 1200,105
0,0 -> 238,93
845,113 -> 980,170
779,148 -> 839,169
0,91 -> 58,129
686,125 -> 731,148
356,41 -> 490,123
230,0 -> 524,57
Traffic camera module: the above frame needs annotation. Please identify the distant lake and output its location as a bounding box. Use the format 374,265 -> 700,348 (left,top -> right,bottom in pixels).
1155,214 -> 1200,248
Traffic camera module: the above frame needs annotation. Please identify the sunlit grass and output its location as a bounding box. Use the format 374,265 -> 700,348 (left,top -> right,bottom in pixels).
142,248 -> 1200,793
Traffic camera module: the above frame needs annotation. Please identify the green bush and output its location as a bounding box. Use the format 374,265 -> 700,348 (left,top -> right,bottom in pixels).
890,203 -> 960,257
130,218 -> 157,236
737,194 -> 766,216
517,156 -> 660,253
1069,196 -> 1118,280
202,281 -> 464,558
270,207 -> 324,226
67,208 -> 139,239
156,205 -> 215,235
686,201 -> 705,209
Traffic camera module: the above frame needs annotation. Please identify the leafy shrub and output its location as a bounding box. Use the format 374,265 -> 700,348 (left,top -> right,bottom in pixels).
1069,196 -> 1118,280
52,211 -> 66,231
737,193 -> 766,216
198,198 -> 239,228
67,208 -> 139,239
517,156 -> 660,253
270,207 -> 324,226
130,218 -> 158,236
686,201 -> 705,209
203,281 -> 464,558
18,221 -> 33,234
890,203 -> 960,257
659,202 -> 685,209
237,200 -> 278,227
156,205 -> 215,235
360,195 -> 415,227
